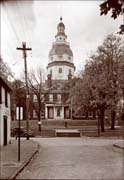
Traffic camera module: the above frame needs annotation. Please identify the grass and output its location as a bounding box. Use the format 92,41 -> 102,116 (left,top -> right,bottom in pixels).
11,119 -> 124,138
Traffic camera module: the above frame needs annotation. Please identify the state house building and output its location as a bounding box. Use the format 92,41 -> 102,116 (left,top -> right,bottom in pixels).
44,17 -> 75,120
11,18 -> 75,121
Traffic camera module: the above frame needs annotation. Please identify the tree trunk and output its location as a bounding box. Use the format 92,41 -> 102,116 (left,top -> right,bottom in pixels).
85,110 -> 88,118
93,110 -> 96,119
100,108 -> 105,132
111,110 -> 116,130
38,108 -> 41,131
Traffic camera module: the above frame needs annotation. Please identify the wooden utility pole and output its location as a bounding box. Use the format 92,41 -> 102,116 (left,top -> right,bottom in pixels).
17,42 -> 32,140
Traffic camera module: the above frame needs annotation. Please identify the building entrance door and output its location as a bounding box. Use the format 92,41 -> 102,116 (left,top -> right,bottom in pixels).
48,107 -> 54,119
64,107 -> 70,119
3,116 -> 7,146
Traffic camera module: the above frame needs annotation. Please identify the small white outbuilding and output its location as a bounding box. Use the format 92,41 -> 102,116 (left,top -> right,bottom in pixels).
0,77 -> 12,146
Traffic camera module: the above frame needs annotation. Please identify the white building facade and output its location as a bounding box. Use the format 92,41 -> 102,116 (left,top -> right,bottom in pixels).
45,18 -> 75,120
0,77 -> 11,146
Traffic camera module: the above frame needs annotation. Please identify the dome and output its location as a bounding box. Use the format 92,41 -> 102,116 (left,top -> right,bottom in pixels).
57,22 -> 65,29
57,17 -> 65,29
49,43 -> 73,57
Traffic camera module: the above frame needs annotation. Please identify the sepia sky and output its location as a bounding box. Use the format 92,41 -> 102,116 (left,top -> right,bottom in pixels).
1,0 -> 122,79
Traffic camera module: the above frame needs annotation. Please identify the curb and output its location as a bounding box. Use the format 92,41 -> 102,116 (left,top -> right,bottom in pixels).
113,144 -> 124,150
8,144 -> 40,180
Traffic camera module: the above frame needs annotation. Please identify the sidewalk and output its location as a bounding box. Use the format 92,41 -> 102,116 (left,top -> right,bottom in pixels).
113,140 -> 124,149
0,138 -> 39,180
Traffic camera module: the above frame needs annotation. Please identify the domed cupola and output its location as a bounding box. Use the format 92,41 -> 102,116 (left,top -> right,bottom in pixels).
48,17 -> 74,62
47,17 -> 75,80
55,17 -> 67,39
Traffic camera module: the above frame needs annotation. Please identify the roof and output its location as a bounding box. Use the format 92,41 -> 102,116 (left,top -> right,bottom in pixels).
49,43 -> 73,57
0,76 -> 12,92
47,61 -> 75,70
55,32 -> 67,38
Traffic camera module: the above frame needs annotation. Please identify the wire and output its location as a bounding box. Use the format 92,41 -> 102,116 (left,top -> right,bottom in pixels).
20,0 -> 32,43
2,2 -> 21,45
16,0 -> 27,42
1,4 -> 21,67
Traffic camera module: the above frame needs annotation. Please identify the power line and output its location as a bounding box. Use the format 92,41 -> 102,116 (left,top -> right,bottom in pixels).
20,0 -> 32,43
2,2 -> 21,45
16,0 -> 27,41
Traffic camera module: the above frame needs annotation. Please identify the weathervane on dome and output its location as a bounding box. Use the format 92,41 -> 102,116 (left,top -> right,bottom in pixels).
60,17 -> 62,22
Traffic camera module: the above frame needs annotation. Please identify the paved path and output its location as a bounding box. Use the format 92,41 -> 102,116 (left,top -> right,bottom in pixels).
16,137 -> 124,180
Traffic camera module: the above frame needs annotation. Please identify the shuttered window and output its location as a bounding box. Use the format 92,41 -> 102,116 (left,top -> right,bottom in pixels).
5,89 -> 8,107
0,85 -> 2,104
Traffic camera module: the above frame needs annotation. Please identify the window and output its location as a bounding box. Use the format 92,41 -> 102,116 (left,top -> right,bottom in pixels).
57,94 -> 61,102
33,110 -> 37,118
5,89 -> 8,107
0,85 -> 2,104
57,84 -> 61,89
69,69 -> 71,74
58,68 -> 62,73
58,55 -> 62,59
68,56 -> 71,60
57,107 -> 61,116
50,69 -> 52,76
49,94 -> 53,102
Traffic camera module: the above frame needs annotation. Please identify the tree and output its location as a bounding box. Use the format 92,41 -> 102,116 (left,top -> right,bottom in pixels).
28,67 -> 50,131
11,79 -> 26,120
87,34 -> 123,130
70,34 -> 123,132
100,0 -> 124,19
100,0 -> 124,34
97,34 -> 123,129
0,55 -> 14,81
62,77 -> 84,117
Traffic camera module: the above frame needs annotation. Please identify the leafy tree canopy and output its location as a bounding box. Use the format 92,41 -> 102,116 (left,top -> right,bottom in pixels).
100,0 -> 124,34
100,0 -> 124,19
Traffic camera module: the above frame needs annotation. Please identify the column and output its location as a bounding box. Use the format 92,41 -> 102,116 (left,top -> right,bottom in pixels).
61,106 -> 64,119
45,105 -> 48,119
54,106 -> 56,120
